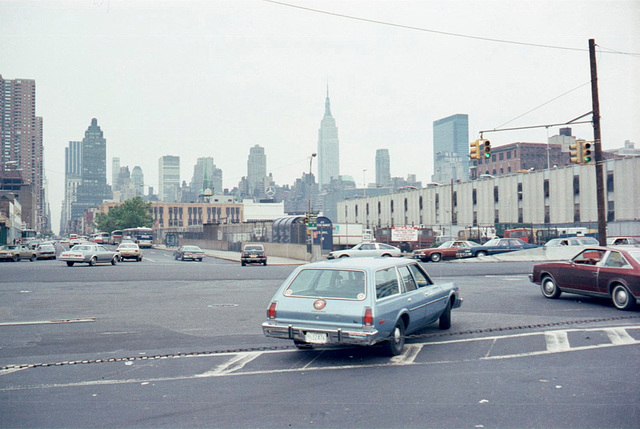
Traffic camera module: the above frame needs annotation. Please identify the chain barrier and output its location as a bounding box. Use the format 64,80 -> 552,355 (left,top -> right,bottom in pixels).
2,314 -> 638,371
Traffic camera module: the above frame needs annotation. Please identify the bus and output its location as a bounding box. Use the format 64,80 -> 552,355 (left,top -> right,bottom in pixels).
20,228 -> 37,244
123,227 -> 154,248
110,230 -> 123,245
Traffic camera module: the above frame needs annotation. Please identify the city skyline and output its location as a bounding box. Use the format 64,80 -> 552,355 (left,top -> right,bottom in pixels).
2,1 -> 638,234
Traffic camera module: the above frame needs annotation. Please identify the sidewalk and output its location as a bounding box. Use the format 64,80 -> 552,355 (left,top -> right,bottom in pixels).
155,245 -> 581,265
154,245 -> 306,266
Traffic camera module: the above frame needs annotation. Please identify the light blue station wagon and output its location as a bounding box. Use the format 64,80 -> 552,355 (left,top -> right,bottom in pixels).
262,257 -> 463,355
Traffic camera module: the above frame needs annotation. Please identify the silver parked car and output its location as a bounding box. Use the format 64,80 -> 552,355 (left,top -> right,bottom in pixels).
327,242 -> 403,259
59,244 -> 120,267
262,258 -> 462,356
543,237 -> 599,248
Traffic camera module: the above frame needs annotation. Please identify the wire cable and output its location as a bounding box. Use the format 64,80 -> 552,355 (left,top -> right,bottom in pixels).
263,0 -> 639,55
495,81 -> 591,129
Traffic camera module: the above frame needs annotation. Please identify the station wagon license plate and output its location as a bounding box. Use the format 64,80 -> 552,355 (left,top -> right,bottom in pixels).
305,332 -> 328,344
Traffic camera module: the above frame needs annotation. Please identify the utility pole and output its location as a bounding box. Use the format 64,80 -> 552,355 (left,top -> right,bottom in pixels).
589,39 -> 607,246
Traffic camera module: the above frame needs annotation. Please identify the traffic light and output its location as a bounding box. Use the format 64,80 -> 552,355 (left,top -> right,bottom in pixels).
482,139 -> 491,159
469,139 -> 480,160
569,142 -> 582,164
581,141 -> 594,164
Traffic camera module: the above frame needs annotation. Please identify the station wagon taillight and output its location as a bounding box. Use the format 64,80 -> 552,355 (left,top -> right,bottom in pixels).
363,307 -> 373,327
267,302 -> 277,319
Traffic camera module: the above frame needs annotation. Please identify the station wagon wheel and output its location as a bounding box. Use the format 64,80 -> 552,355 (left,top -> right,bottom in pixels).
66,261 -> 74,267
294,340 -> 313,350
476,251 -> 487,257
111,257 -> 117,265
12,254 -> 19,262
611,284 -> 634,311
339,254 -> 349,258
541,275 -> 561,299
430,253 -> 442,262
382,319 -> 405,356
439,300 -> 452,330
89,256 -> 97,266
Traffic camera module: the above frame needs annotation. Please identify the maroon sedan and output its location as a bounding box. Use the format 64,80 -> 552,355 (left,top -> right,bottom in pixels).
412,240 -> 480,263
530,246 -> 640,310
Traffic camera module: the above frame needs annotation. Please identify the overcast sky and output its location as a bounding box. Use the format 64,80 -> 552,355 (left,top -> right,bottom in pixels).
2,0 -> 639,234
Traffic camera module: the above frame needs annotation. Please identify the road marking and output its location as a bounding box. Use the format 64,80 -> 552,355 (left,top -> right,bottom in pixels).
605,327 -> 636,345
196,352 -> 259,377
0,317 -> 96,327
545,331 -> 571,352
1,326 -> 638,390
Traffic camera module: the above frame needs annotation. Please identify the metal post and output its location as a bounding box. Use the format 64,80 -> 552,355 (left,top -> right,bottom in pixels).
589,39 -> 607,246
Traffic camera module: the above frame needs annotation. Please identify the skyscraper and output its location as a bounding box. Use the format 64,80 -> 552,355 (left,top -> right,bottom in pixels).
0,75 -> 44,230
158,155 -> 180,202
131,166 -> 144,196
247,145 -> 266,197
432,114 -> 469,182
375,149 -> 391,187
71,118 -> 111,220
112,157 -> 121,192
317,87 -> 339,190
61,141 -> 82,234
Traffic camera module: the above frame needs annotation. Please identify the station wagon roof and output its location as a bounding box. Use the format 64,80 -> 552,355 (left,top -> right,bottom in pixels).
301,257 -> 415,271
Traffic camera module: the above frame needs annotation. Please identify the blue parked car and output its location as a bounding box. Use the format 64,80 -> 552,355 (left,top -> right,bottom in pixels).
262,258 -> 462,356
456,237 -> 540,258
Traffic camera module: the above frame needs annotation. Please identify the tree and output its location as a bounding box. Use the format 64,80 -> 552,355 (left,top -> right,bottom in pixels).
94,197 -> 153,232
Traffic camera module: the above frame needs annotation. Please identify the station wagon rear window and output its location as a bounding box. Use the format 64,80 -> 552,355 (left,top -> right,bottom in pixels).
284,269 -> 366,300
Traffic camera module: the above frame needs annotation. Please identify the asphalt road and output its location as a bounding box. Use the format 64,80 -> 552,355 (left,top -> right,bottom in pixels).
1,248 -> 639,428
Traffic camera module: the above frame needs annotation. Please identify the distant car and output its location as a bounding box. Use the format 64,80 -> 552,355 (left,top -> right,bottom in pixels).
606,236 -> 640,246
59,244 -> 120,267
530,246 -> 640,310
327,242 -> 403,259
413,240 -> 481,262
173,245 -> 205,262
36,244 -> 57,260
0,245 -> 37,262
544,237 -> 600,248
456,238 -> 539,258
241,244 -> 267,266
262,257 -> 462,355
117,242 -> 142,261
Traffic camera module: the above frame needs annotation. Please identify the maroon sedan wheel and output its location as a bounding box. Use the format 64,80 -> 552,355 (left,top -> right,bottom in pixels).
611,284 -> 634,311
541,276 -> 561,299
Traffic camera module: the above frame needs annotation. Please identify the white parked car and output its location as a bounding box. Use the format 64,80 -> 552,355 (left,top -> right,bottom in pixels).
327,242 -> 403,259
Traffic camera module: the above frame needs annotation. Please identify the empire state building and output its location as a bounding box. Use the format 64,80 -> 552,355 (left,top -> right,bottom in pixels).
317,88 -> 339,190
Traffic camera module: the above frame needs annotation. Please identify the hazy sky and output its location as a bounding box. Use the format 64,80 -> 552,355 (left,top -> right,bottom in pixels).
2,0 -> 639,234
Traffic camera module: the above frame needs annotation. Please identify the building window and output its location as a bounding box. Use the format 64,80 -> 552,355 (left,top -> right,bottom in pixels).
494,187 -> 499,202
472,189 -> 477,205
419,196 -> 423,211
404,198 -> 408,212
607,172 -> 614,192
573,176 -> 580,195
574,203 -> 580,222
499,152 -> 504,161
390,200 -> 394,213
507,151 -> 512,159
453,191 -> 457,207
544,180 -> 549,197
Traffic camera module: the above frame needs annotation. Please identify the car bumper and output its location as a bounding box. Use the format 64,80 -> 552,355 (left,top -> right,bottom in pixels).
262,322 -> 380,346
119,252 -> 140,259
242,257 -> 266,263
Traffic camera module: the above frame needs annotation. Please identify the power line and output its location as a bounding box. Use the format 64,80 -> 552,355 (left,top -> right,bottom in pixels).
495,81 -> 591,129
263,0 -> 639,55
